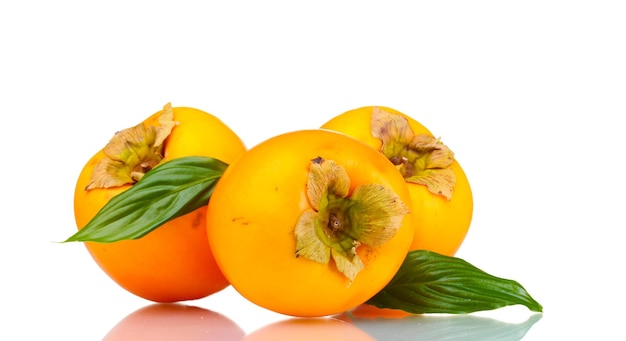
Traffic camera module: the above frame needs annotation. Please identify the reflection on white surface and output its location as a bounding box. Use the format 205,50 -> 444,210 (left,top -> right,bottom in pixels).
341,310 -> 542,341
100,301 -> 541,341
243,317 -> 376,341
103,303 -> 245,341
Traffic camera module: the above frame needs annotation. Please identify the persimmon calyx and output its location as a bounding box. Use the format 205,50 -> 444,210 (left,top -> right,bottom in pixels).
85,103 -> 178,190
371,107 -> 457,200
295,157 -> 410,282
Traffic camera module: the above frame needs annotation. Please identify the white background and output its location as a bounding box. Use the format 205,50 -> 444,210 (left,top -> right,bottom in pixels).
2,1 -> 625,340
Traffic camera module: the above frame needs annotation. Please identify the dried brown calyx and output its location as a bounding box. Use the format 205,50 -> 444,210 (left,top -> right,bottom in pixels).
295,157 -> 409,282
85,103 -> 177,190
371,107 -> 456,200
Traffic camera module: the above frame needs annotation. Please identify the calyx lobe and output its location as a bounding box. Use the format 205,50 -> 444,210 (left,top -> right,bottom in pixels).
371,107 -> 457,200
85,103 -> 177,190
295,157 -> 409,282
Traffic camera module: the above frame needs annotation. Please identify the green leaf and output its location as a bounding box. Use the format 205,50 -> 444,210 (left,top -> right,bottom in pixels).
65,156 -> 227,243
367,250 -> 543,314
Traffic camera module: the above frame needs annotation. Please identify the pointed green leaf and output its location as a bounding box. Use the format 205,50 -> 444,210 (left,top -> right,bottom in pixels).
367,250 -> 543,314
65,156 -> 227,243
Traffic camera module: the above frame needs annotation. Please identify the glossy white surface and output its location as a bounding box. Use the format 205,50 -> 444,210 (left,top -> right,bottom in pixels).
2,1 -> 625,340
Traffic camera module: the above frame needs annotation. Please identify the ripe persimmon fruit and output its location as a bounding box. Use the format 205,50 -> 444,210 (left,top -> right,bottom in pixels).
321,106 -> 473,256
206,129 -> 414,317
73,103 -> 246,303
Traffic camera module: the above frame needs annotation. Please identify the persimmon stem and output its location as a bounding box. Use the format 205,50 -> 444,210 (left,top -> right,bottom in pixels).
328,214 -> 342,232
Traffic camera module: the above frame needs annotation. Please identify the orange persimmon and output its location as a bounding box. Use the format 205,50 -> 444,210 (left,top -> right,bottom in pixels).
206,129 -> 414,317
73,103 -> 246,302
321,106 -> 473,256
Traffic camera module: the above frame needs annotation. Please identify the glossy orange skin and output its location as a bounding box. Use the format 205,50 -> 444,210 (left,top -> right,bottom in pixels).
321,106 -> 473,256
74,106 -> 246,303
206,129 -> 414,317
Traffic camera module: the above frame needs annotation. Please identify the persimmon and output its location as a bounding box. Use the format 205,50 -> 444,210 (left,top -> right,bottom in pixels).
73,103 -> 246,303
321,106 -> 473,256
206,129 -> 414,317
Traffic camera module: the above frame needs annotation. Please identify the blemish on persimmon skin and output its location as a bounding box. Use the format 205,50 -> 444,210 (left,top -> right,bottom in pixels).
191,210 -> 204,229
231,217 -> 250,226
